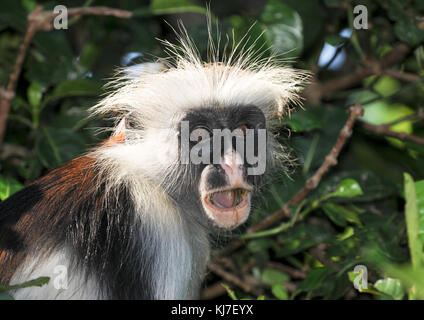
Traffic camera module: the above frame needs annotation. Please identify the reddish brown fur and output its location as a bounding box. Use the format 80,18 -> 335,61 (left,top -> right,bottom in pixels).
102,131 -> 125,147
0,156 -> 98,284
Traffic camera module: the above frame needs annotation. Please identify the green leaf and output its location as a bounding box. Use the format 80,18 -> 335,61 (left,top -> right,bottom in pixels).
284,0 -> 324,49
271,283 -> 288,300
318,171 -> 396,203
325,34 -> 348,47
360,99 -> 415,148
325,178 -> 364,199
261,268 -> 289,286
416,181 -> 424,243
374,278 -> 404,300
43,79 -> 103,106
298,267 -> 334,291
322,203 -> 362,227
394,20 -> 424,47
321,203 -> 347,227
261,0 -> 303,58
221,283 -> 238,300
383,264 -> 424,299
285,110 -> 323,132
21,0 -> 36,12
404,173 -> 422,269
27,81 -> 43,109
352,89 -> 415,140
0,277 -> 49,292
336,226 -> 355,241
371,76 -> 401,98
0,0 -> 27,31
377,0 -> 406,21
275,223 -> 334,257
26,32 -> 74,86
228,17 -> 271,60
0,176 -> 23,200
247,239 -> 272,253
362,101 -> 414,129
36,127 -> 86,169
79,43 -> 100,70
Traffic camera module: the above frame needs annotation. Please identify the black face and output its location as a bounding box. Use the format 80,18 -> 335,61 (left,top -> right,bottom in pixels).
182,105 -> 266,181
172,105 -> 268,229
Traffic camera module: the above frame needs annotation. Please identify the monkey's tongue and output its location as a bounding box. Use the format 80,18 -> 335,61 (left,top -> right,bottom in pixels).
211,191 -> 235,209
210,189 -> 246,209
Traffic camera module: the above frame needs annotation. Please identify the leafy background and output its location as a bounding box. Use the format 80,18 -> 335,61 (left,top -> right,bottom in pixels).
0,0 -> 424,300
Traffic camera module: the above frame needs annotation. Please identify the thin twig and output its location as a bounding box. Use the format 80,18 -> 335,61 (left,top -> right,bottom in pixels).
384,69 -> 422,83
305,43 -> 411,103
361,121 -> 424,146
0,6 -> 133,150
243,274 -> 297,293
0,6 -> 43,149
309,244 -> 339,270
200,282 -> 227,300
67,7 -> 133,18
208,263 -> 262,296
323,43 -> 410,93
217,105 -> 364,255
381,111 -> 424,127
266,262 -> 307,279
250,104 -> 364,233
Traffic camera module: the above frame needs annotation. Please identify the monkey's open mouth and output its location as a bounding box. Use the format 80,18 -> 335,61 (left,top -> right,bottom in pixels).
202,188 -> 251,229
206,188 -> 249,209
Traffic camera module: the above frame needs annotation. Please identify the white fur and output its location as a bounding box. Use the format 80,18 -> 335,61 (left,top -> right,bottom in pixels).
89,22 -> 308,223
10,206 -> 209,300
10,250 -> 101,300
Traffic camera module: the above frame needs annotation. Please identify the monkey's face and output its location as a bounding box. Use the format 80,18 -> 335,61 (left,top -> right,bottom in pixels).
177,105 -> 268,230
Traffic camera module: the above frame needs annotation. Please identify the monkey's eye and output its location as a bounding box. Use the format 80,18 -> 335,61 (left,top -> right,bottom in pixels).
234,125 -> 247,136
191,127 -> 210,141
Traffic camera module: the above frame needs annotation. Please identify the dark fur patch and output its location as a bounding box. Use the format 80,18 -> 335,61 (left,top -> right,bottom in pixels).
0,157 -> 155,299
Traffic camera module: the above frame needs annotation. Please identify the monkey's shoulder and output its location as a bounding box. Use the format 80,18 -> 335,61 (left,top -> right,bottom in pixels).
0,156 -> 103,223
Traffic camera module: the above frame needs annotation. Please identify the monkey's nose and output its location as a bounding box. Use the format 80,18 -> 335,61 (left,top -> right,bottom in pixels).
221,151 -> 245,186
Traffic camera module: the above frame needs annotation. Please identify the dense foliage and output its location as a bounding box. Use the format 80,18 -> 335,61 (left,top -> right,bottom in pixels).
0,0 -> 423,300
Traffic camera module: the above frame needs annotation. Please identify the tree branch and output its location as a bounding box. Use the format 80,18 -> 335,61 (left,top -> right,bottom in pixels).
208,263 -> 262,296
217,105 -> 364,255
384,69 -> 422,83
304,43 -> 411,104
0,5 -> 133,150
321,43 -> 410,95
361,121 -> 424,146
250,104 -> 364,233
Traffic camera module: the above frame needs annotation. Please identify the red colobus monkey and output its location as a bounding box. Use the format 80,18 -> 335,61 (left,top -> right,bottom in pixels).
0,24 -> 307,299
